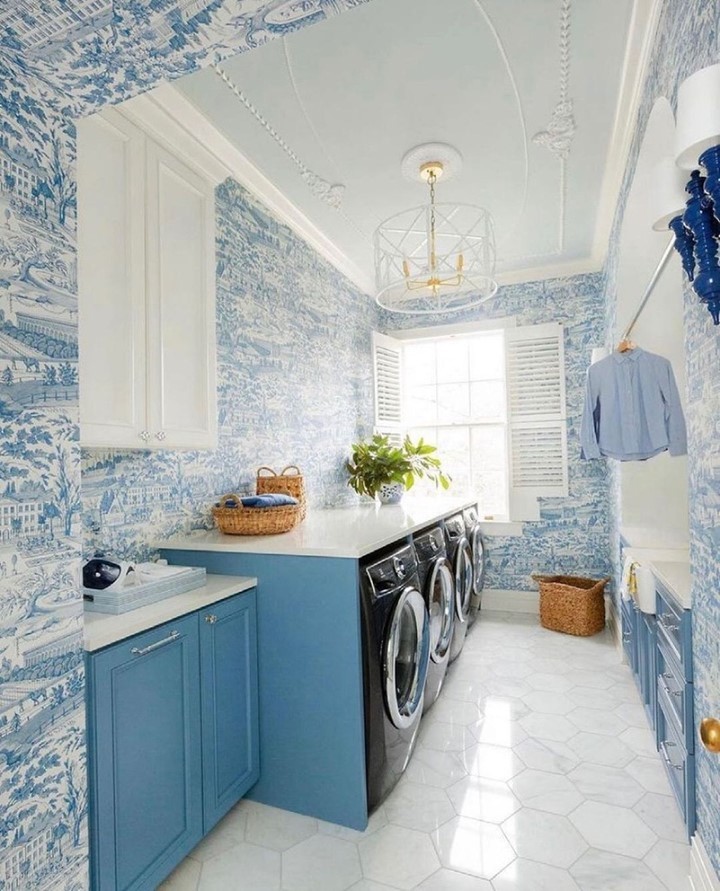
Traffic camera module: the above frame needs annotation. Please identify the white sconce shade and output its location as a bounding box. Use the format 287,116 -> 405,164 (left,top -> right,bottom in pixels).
675,63 -> 720,169
651,156 -> 688,230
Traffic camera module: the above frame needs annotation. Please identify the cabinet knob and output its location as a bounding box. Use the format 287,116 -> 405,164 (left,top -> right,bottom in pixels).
205,614 -> 218,624
156,431 -> 166,441
700,718 -> 720,753
139,430 -> 150,442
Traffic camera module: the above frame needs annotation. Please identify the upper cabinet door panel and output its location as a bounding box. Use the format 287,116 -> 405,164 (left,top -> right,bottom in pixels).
145,142 -> 217,450
78,109 -> 147,448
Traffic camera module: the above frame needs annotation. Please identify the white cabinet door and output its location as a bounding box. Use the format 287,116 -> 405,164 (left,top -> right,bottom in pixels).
145,141 -> 217,450
78,109 -> 148,448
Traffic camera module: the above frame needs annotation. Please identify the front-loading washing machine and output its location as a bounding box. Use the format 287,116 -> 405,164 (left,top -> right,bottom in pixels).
413,526 -> 454,712
360,543 -> 430,811
443,513 -> 474,663
463,503 -> 487,628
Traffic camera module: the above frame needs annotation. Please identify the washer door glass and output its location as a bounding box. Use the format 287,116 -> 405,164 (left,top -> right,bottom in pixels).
427,558 -> 454,662
384,586 -> 430,729
454,540 -> 473,620
471,527 -> 486,596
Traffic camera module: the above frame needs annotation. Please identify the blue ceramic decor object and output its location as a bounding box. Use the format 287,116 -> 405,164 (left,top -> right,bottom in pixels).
682,170 -> 720,325
700,145 -> 720,215
669,215 -> 696,282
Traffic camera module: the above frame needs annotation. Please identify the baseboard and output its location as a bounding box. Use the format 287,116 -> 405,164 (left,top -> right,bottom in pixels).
691,835 -> 720,891
482,589 -> 539,614
606,597 -> 624,658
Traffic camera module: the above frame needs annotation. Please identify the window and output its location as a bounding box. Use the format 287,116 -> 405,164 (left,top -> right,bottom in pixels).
372,322 -> 568,521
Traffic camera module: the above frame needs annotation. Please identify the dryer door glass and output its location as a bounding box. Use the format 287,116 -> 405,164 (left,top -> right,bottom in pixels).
384,587 -> 430,729
427,559 -> 454,662
471,527 -> 486,596
454,540 -> 473,620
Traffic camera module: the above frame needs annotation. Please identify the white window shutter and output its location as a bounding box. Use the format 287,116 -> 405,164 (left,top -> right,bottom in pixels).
505,322 -> 568,520
372,331 -> 403,443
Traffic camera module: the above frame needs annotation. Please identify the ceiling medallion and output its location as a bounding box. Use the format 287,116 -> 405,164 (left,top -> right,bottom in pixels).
374,143 -> 497,315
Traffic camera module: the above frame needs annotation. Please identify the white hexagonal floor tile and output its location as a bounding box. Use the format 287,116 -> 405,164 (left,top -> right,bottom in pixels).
318,805 -> 388,842
383,780 -> 455,833
419,720 -> 476,753
521,690 -> 575,715
567,687 -> 624,711
469,716 -> 527,748
404,747 -> 468,788
566,706 -> 629,737
493,858 -> 582,891
446,775 -> 521,823
282,835 -> 361,891
570,848 -> 668,890
457,742 -> 524,781
624,756 -> 675,795
359,825 -> 439,890
478,695 -> 530,721
198,842 -> 281,891
566,731 -> 635,768
243,801 -> 318,851
519,712 -> 578,742
514,737 -> 580,774
414,868 -> 493,890
501,808 -> 587,868
347,882 -> 401,891
615,701 -> 651,728
569,800 -> 657,858
482,677 -> 533,699
633,792 -> 689,842
491,661 -> 534,679
159,856 -> 202,891
508,769 -> 583,815
424,698 -> 483,727
568,763 -> 645,808
619,725 -> 660,758
527,657 -> 574,676
644,839 -> 692,890
526,672 -> 575,693
431,816 -> 515,879
569,669 -> 616,690
441,678 -> 488,705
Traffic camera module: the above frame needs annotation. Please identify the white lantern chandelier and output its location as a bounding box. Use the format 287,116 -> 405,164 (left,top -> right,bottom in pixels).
374,143 -> 498,314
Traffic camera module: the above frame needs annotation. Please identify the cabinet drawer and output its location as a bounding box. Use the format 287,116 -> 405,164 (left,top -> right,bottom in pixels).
657,683 -> 695,837
621,600 -> 636,671
656,635 -> 694,754
655,585 -> 692,681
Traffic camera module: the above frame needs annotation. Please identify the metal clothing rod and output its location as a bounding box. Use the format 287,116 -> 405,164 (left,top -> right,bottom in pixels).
621,236 -> 676,341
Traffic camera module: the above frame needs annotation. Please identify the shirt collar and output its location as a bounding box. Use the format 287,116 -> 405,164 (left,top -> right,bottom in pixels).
612,347 -> 643,363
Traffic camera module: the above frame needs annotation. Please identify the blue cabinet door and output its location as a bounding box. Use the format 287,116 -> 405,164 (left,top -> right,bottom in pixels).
87,614 -> 203,891
200,590 -> 259,831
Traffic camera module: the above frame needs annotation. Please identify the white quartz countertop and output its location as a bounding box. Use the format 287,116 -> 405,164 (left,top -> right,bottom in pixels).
651,560 -> 692,610
619,525 -> 689,549
84,574 -> 256,652
158,497 -> 477,559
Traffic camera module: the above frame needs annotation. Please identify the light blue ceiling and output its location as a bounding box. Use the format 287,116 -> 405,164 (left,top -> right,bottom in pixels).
174,0 -> 637,287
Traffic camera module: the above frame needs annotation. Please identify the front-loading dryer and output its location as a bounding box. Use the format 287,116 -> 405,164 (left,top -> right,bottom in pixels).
444,513 -> 474,663
463,503 -> 487,628
360,543 -> 430,811
413,526 -> 454,712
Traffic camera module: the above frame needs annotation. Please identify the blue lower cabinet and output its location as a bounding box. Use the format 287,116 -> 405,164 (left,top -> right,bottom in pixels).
621,599 -> 636,672
87,589 -> 259,891
200,595 -> 259,831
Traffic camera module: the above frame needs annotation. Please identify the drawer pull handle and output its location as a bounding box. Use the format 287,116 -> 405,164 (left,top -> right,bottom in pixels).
670,689 -> 682,699
139,430 -> 150,442
205,614 -> 218,624
661,742 -> 684,772
131,630 -> 180,656
623,633 -> 631,642
661,619 -> 680,632
662,672 -> 674,680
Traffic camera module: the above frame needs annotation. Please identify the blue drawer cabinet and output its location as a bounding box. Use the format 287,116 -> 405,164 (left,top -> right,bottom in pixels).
87,588 -> 258,891
657,682 -> 696,837
637,611 -> 657,732
621,598 -> 637,672
199,595 -> 259,832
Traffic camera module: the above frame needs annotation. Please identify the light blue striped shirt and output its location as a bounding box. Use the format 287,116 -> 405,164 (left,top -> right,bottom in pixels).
580,348 -> 687,461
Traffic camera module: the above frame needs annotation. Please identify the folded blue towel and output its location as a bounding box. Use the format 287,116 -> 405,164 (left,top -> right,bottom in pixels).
239,494 -> 298,508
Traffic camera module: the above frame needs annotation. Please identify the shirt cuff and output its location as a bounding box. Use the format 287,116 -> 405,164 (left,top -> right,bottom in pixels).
580,444 -> 601,459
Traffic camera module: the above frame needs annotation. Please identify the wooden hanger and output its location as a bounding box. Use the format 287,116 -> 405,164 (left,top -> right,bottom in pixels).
616,338 -> 636,353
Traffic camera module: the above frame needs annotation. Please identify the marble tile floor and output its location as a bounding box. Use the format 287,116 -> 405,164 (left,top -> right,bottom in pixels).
161,611 -> 691,891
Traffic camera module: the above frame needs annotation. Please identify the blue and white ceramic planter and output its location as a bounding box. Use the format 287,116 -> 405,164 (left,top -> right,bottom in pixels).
378,482 -> 405,505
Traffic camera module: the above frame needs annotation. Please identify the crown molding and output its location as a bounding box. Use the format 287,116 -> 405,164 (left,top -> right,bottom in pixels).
127,83 -> 375,296
591,0 -> 666,266
494,255 -> 603,286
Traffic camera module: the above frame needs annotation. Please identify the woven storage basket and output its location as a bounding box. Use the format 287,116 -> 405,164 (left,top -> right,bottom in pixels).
532,574 -> 610,636
256,466 -> 307,519
212,493 -> 302,536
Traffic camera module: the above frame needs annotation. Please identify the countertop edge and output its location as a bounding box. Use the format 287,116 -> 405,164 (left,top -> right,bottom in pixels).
84,573 -> 256,653
650,560 -> 692,610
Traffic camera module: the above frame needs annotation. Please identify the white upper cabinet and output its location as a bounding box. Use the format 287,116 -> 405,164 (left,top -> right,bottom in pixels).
78,107 -> 217,450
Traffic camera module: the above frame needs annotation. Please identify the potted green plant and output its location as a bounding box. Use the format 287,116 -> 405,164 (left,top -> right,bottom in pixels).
346,434 -> 451,504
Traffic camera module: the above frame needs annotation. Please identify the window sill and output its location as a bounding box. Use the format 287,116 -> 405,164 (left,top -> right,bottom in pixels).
478,521 -> 524,537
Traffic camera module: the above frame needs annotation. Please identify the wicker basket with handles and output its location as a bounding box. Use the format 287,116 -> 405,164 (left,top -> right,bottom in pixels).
256,466 -> 307,519
212,493 -> 302,536
532,574 -> 610,637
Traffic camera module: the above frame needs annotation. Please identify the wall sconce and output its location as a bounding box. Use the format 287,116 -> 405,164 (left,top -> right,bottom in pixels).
673,63 -> 720,325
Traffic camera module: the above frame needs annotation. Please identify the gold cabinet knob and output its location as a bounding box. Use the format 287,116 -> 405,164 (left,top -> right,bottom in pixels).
700,718 -> 720,753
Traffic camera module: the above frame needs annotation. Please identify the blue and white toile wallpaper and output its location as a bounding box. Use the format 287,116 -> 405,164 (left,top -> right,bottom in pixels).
81,176 -> 375,561
0,1 -> 372,888
379,272 -> 614,593
601,0 -> 720,875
